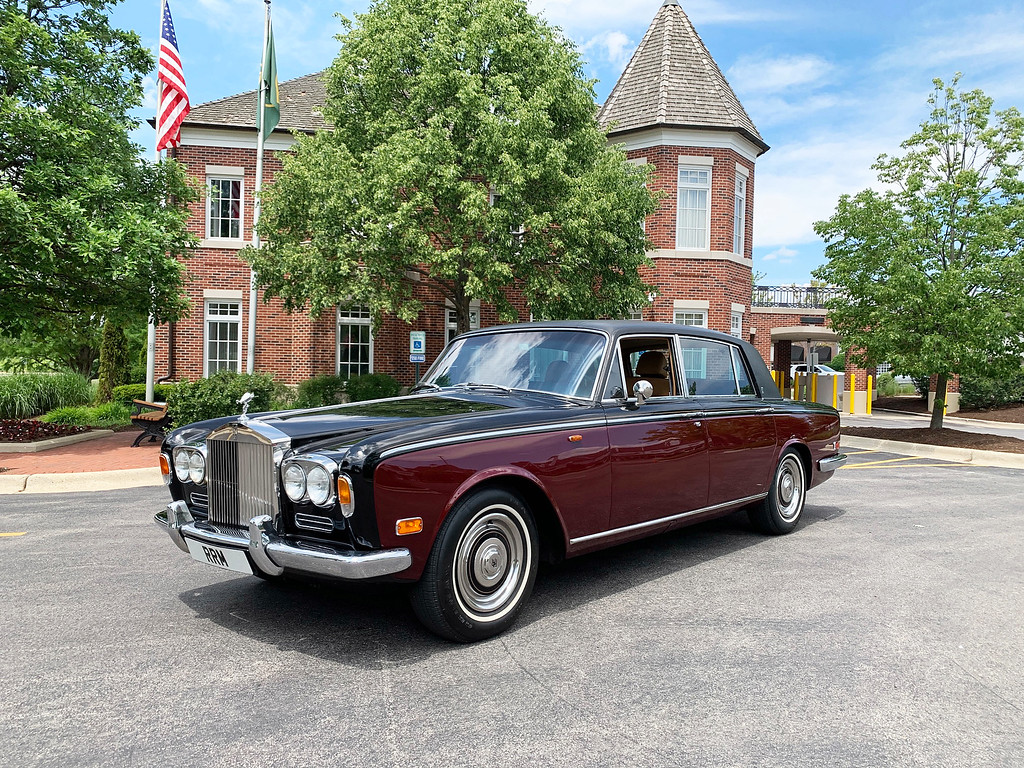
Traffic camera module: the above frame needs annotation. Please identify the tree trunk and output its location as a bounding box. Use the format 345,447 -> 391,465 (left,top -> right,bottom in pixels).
929,372 -> 948,430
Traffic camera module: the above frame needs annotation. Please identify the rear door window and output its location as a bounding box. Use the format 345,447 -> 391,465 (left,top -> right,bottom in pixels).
676,338 -> 750,396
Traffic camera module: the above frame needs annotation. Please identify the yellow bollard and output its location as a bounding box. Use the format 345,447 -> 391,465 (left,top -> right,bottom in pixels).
811,373 -> 818,403
849,372 -> 856,414
867,375 -> 873,415
794,372 -> 801,401
832,375 -> 838,409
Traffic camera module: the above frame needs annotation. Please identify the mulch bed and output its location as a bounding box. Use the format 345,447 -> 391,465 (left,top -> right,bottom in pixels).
0,419 -> 90,443
842,426 -> 1024,454
873,396 -> 1024,424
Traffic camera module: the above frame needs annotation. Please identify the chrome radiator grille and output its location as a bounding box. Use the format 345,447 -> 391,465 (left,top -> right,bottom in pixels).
207,434 -> 277,528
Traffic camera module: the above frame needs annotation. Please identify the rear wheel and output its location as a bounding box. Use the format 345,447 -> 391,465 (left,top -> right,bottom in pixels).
749,449 -> 806,535
411,488 -> 539,642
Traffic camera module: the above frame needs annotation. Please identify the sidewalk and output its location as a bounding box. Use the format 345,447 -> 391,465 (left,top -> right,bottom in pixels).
0,431 -> 163,494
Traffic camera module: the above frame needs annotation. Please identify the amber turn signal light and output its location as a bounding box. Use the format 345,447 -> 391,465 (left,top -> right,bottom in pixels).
396,517 -> 423,536
159,454 -> 172,485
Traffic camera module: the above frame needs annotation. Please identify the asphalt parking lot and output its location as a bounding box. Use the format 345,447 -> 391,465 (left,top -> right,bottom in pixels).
1,453 -> 1022,767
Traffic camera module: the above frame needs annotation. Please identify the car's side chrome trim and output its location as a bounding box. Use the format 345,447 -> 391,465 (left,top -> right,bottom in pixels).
605,410 -> 703,426
378,418 -> 609,459
379,408 -> 716,461
818,453 -> 848,472
569,493 -> 768,546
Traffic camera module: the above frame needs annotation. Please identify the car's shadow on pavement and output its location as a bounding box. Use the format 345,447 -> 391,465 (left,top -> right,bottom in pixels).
177,503 -> 846,668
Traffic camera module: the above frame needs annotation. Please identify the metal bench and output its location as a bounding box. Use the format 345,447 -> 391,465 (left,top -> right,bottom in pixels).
130,400 -> 171,447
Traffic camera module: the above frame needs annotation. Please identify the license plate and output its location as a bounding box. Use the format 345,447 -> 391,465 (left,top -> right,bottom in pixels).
185,538 -> 253,575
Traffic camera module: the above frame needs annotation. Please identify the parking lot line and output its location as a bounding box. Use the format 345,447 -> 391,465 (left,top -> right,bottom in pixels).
843,462 -> 970,470
844,456 -> 926,468
0,532 -> 27,537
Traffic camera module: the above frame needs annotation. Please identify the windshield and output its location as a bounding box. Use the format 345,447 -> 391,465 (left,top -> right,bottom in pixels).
423,329 -> 606,400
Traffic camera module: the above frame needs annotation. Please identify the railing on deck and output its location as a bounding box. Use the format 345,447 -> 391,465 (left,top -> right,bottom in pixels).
751,285 -> 840,309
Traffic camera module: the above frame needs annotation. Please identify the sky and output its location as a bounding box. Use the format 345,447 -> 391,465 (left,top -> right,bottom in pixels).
110,0 -> 1024,286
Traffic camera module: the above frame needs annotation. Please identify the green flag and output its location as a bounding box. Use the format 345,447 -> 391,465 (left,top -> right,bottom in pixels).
258,20 -> 279,139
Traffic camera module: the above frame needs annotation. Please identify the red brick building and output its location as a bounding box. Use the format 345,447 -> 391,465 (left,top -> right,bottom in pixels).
157,0 -> 776,388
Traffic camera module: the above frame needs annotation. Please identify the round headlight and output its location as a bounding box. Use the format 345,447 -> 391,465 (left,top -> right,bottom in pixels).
283,463 -> 306,502
174,449 -> 191,482
306,466 -> 333,506
188,450 -> 206,485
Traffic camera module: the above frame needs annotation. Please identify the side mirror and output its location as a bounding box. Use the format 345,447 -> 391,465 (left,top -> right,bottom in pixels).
633,379 -> 654,406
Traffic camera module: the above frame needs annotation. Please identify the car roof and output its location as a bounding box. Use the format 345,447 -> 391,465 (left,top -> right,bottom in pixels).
459,319 -> 741,344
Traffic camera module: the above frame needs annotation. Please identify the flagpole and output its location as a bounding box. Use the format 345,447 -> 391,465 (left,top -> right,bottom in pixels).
146,2 -> 166,403
248,0 -> 270,374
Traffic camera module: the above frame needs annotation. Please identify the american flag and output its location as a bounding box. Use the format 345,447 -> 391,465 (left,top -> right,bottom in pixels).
156,0 -> 189,152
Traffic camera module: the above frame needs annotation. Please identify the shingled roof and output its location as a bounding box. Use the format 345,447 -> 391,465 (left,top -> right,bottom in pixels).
597,0 -> 767,154
183,72 -> 328,133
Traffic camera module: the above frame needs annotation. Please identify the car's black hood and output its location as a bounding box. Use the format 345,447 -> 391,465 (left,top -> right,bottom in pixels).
165,390 -> 593,469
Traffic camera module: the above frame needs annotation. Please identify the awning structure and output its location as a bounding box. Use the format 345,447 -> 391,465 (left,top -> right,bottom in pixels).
769,325 -> 840,343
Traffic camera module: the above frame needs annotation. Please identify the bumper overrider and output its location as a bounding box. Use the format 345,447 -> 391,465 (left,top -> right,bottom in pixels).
818,453 -> 848,472
154,501 -> 412,580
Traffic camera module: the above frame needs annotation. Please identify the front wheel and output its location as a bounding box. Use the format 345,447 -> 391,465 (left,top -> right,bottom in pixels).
749,449 -> 807,535
411,488 -> 539,642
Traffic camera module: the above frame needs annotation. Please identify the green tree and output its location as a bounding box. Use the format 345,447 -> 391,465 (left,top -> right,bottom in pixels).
0,0 -> 196,336
247,0 -> 656,333
813,75 -> 1024,429
95,320 -> 131,403
0,318 -> 103,376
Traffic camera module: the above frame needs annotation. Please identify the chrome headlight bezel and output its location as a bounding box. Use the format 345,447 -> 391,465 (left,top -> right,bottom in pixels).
173,446 -> 207,485
281,455 -> 338,509
283,463 -> 306,503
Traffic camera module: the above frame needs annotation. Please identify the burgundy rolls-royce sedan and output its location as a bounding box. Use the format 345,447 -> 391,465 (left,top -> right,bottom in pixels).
155,321 -> 846,641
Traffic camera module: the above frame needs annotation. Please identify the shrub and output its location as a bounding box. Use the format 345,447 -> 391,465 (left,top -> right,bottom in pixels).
346,373 -> 401,402
0,373 -> 92,418
829,353 -> 845,371
294,375 -> 348,409
41,402 -> 131,428
959,368 -> 1024,410
110,383 -> 176,407
876,372 -> 897,397
166,371 -> 275,426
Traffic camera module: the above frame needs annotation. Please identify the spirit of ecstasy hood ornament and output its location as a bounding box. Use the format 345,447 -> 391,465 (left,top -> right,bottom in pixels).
237,391 -> 255,423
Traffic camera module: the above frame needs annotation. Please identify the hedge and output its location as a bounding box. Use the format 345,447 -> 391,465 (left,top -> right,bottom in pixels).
111,383 -> 176,407
166,371 -> 275,427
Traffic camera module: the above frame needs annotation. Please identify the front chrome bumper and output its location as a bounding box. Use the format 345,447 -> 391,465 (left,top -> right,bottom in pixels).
818,453 -> 848,472
154,501 -> 412,580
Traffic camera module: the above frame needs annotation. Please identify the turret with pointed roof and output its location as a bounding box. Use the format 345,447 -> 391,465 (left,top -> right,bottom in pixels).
598,0 -> 767,154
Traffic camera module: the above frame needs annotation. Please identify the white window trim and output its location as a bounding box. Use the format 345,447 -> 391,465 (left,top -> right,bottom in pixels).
673,309 -> 708,328
734,173 -> 746,257
676,164 -> 712,251
673,299 -> 709,310
445,301 -> 482,345
203,299 -> 241,377
205,170 -> 245,244
730,311 -> 743,338
336,306 -> 374,377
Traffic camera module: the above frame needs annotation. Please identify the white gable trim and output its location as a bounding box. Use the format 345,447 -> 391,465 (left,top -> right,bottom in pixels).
180,126 -> 298,152
609,128 -> 761,163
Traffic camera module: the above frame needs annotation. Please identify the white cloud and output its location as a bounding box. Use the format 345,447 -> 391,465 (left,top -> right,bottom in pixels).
728,54 -> 833,94
583,31 -> 635,69
876,11 -> 1024,73
762,246 -> 796,263
530,0 -> 787,34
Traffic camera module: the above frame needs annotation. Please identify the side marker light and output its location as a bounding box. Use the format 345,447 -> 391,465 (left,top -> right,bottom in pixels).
396,518 -> 424,536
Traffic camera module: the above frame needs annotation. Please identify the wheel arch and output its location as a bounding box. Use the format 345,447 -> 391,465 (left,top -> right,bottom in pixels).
779,438 -> 812,482
443,469 -> 567,565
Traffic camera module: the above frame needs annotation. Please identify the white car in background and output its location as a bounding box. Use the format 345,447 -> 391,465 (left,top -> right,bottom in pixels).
790,363 -> 840,378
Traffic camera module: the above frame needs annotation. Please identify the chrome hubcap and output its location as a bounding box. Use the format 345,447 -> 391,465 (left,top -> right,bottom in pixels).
776,456 -> 804,522
453,504 -> 530,622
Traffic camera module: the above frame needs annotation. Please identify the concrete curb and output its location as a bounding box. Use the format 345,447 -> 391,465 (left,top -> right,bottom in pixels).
0,429 -> 115,454
0,467 -> 163,495
841,436 -> 1024,469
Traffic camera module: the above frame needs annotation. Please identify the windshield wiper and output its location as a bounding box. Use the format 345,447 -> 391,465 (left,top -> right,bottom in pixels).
410,382 -> 441,393
460,382 -> 512,393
